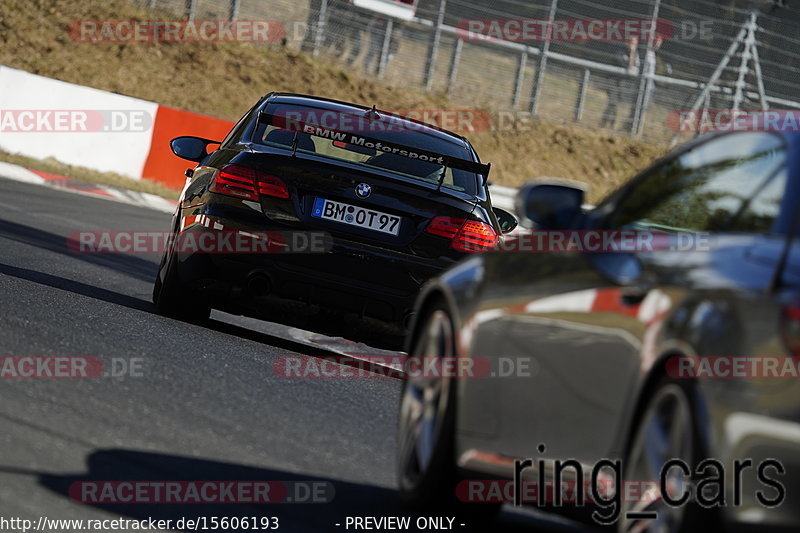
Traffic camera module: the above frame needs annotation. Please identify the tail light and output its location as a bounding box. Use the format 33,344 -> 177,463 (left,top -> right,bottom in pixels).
780,304 -> 800,356
258,176 -> 290,199
209,164 -> 289,200
425,216 -> 498,253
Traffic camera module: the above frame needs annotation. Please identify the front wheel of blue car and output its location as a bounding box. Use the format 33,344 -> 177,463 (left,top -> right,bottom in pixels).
396,304 -> 500,524
618,377 -> 717,533
397,306 -> 457,507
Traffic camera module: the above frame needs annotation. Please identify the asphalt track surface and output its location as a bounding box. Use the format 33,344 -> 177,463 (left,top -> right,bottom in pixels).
0,177 -> 598,533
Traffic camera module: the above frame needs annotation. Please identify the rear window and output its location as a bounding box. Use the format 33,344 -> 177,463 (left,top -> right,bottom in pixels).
251,103 -> 480,195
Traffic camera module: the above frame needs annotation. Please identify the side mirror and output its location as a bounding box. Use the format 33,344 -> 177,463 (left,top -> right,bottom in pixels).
492,207 -> 518,234
170,136 -> 220,162
587,252 -> 644,285
515,178 -> 586,229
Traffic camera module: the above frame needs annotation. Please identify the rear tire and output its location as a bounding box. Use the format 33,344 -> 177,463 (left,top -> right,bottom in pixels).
152,247 -> 210,321
396,303 -> 500,524
618,376 -> 718,533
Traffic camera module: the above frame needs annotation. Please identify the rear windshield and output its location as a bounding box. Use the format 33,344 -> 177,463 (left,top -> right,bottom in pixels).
251,103 -> 480,195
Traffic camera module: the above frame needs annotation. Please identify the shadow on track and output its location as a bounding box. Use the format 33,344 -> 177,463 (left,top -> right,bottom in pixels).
0,218 -> 158,283
0,262 -> 153,312
34,448 -> 395,532
0,260 -> 399,376
0,448 -> 595,533
30,449 -> 471,532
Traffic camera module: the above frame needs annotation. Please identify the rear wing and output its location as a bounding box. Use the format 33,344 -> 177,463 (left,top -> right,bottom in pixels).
256,111 -> 491,178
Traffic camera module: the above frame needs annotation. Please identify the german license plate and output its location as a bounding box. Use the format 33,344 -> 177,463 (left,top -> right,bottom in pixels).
312,198 -> 401,235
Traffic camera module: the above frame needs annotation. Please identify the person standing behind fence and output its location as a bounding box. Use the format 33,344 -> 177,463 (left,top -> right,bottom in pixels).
600,38 -> 640,130
362,14 -> 401,74
642,36 -> 664,109
624,34 -> 664,130
302,0 -> 362,56
325,0 -> 370,65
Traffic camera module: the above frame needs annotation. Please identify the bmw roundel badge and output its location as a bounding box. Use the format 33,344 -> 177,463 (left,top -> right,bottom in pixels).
355,183 -> 372,198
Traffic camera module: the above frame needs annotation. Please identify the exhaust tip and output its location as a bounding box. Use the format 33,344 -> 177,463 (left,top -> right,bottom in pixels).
247,274 -> 272,297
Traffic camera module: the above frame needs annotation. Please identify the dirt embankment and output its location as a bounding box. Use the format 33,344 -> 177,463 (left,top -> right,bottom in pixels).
0,0 -> 667,201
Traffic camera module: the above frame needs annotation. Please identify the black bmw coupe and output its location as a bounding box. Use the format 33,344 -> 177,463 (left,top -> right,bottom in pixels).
153,93 -> 516,347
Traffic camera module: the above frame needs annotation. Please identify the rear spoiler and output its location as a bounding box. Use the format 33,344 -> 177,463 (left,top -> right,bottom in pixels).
256,111 -> 491,178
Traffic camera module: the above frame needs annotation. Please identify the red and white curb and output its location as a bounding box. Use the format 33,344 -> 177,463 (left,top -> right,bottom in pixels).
288,328 -> 407,377
0,161 -> 177,214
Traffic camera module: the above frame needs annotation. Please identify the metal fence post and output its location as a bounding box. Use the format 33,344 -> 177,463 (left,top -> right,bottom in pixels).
682,24 -> 748,116
512,50 -> 528,108
446,38 -> 463,96
530,0 -> 558,115
185,0 -> 197,20
732,12 -> 758,110
670,20 -> 750,145
229,0 -> 240,21
574,69 -> 590,122
631,0 -> 662,137
313,0 -> 328,57
424,0 -> 447,91
749,22 -> 768,111
378,19 -> 395,78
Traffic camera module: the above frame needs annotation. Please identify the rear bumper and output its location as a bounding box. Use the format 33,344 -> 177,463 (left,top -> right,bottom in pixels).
173,222 -> 454,327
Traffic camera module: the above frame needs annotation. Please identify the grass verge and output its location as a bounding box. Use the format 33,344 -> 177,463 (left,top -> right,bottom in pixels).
0,150 -> 180,200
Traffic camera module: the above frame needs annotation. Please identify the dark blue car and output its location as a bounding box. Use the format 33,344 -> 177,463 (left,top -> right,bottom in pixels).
398,130 -> 800,533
